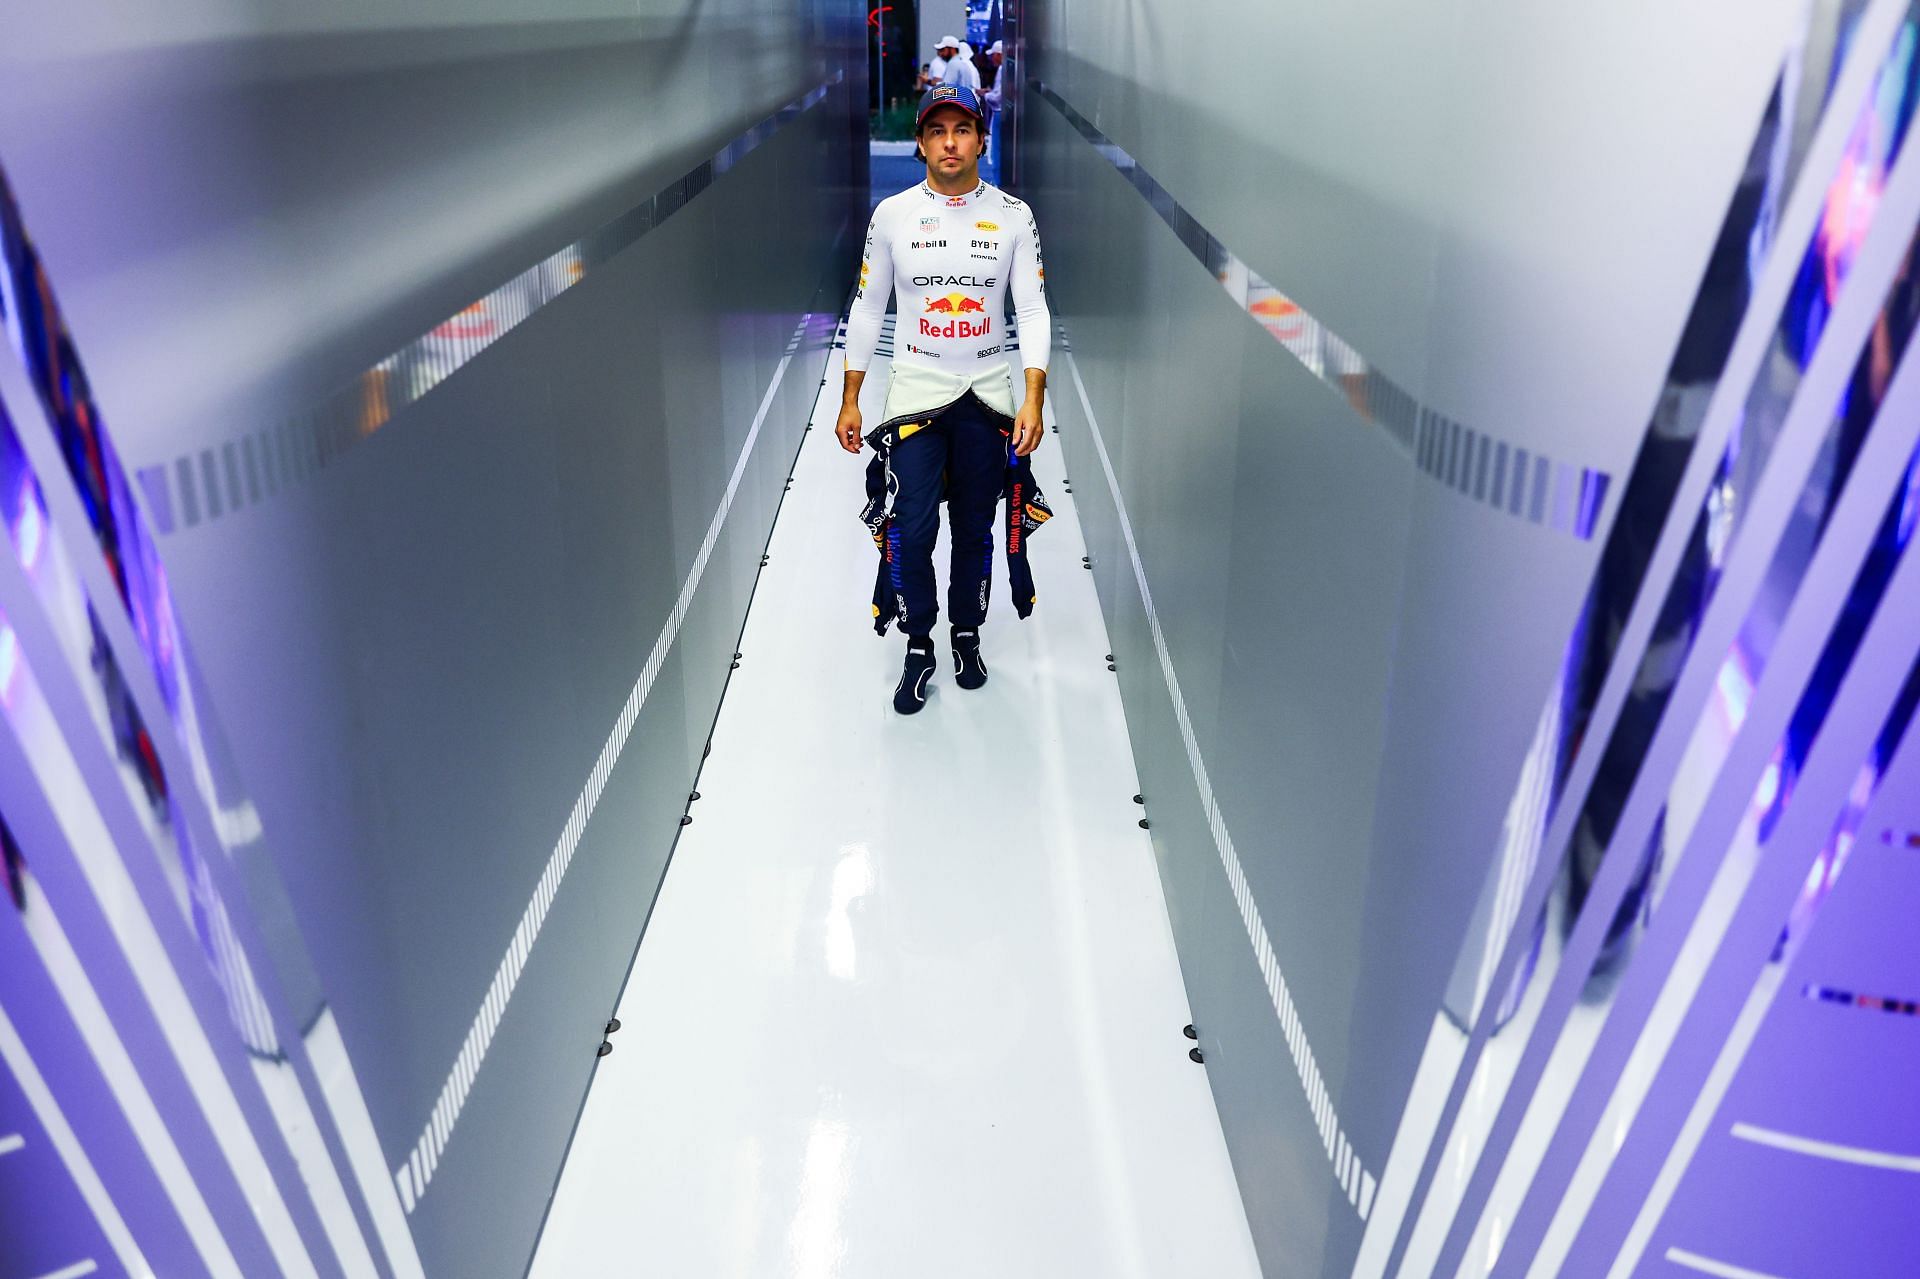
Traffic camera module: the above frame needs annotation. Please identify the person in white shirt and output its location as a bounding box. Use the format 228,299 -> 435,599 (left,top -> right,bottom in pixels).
933,35 -> 981,91
981,41 -> 1005,157
837,84 -> 1051,713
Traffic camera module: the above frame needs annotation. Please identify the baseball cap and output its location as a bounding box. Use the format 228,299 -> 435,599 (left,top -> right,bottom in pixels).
987,40 -> 1004,55
916,84 -> 986,128
935,35 -> 959,49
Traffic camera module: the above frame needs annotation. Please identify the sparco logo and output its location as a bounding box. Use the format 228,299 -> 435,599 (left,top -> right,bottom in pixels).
975,345 -> 1002,358
912,274 -> 996,287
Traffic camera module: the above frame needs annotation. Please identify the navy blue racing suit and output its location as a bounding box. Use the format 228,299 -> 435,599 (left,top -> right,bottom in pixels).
887,393 -> 1002,635
861,392 -> 1051,637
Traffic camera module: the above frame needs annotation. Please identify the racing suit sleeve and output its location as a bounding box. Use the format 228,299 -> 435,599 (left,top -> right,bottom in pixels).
1010,205 -> 1052,373
845,207 -> 894,373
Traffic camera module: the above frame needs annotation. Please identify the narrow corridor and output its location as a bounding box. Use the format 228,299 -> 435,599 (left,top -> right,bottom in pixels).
528,320 -> 1260,1276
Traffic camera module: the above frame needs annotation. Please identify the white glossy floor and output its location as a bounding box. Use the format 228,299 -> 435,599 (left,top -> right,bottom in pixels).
528,338 -> 1261,1278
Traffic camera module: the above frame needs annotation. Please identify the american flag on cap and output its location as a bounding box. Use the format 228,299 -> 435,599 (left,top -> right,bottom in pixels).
917,85 -> 986,126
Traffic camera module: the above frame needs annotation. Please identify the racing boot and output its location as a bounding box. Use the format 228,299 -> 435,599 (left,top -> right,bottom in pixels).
952,627 -> 988,690
894,636 -> 937,714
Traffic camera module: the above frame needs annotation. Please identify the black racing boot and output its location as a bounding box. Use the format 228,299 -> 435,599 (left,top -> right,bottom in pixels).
894,636 -> 937,714
952,627 -> 988,690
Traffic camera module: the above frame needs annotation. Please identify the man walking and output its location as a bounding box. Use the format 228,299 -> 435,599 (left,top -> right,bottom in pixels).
837,84 -> 1052,714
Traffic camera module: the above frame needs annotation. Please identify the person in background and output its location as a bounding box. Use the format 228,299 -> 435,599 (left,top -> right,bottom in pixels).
914,61 -> 933,93
934,36 -> 980,91
955,41 -> 981,89
981,41 -> 1005,157
981,41 -> 1004,91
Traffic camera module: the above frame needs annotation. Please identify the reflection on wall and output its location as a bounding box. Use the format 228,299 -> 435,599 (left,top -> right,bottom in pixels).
1018,0 -> 1920,1273
3,162 -> 285,1061
0,2 -> 864,1275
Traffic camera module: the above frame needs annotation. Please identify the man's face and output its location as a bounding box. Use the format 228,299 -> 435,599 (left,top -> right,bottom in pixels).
990,51 -> 1004,65
936,46 -> 955,61
919,108 -> 982,175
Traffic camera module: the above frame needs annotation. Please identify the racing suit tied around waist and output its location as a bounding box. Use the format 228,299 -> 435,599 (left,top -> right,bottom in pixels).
860,390 -> 1052,636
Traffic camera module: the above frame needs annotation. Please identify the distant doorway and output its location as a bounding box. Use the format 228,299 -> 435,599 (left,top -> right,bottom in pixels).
868,0 -> 1020,205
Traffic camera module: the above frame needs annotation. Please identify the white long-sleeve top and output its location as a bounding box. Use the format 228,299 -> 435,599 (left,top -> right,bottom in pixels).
938,52 -> 982,90
846,178 -> 1051,422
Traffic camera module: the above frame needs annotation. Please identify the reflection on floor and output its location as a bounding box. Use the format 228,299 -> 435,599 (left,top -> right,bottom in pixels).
527,334 -> 1260,1277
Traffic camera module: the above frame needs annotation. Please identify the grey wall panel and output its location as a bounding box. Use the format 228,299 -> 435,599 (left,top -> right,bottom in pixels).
1034,48 -> 1446,389
1212,330 -> 1414,1098
1030,0 -> 1799,417
399,672 -> 692,1279
1340,463 -> 1597,1151
1123,250 -> 1240,760
1,4 -> 849,465
0,5 -> 862,1275
1019,0 -> 1830,1271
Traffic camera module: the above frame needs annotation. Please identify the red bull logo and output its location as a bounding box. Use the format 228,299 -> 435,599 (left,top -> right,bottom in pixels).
920,294 -> 992,338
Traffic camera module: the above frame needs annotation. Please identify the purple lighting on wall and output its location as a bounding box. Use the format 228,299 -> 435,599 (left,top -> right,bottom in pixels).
1716,653 -> 1754,730
14,474 -> 42,569
0,622 -> 18,706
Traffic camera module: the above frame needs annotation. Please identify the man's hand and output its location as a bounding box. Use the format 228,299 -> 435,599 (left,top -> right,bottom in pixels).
1013,368 -> 1047,456
1012,401 -> 1044,456
836,402 -> 864,453
837,369 -> 866,453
